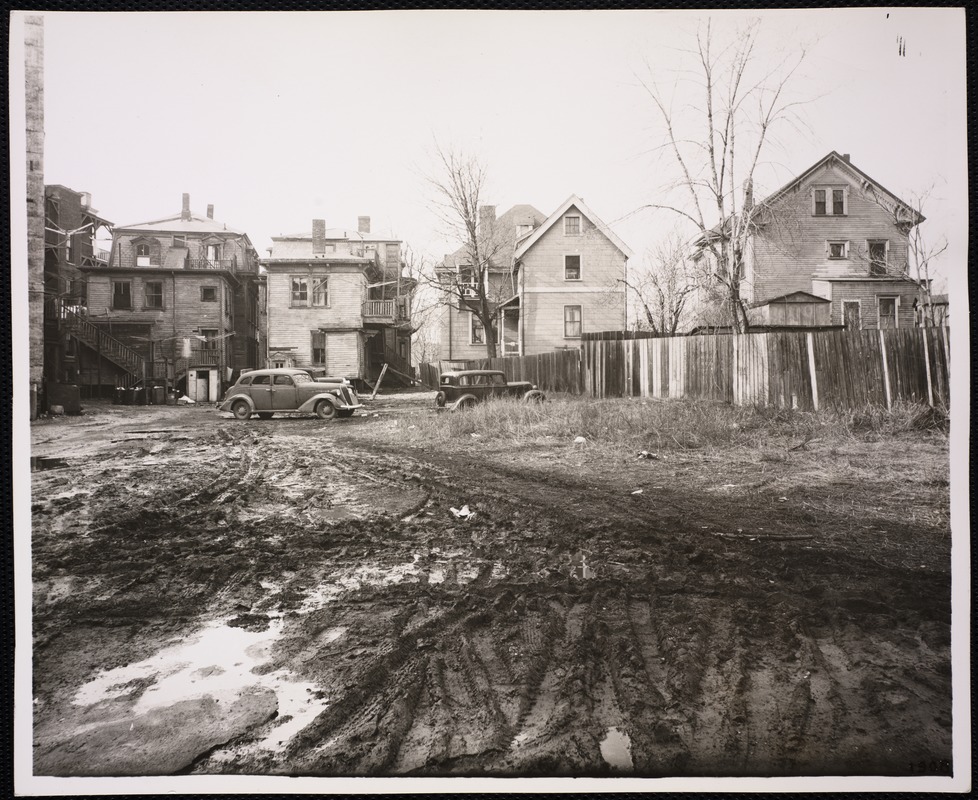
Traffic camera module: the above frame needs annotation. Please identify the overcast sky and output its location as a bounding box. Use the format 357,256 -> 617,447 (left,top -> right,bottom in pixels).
39,8 -> 966,289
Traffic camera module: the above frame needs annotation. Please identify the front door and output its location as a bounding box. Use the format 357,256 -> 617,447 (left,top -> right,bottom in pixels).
271,374 -> 298,410
195,370 -> 211,402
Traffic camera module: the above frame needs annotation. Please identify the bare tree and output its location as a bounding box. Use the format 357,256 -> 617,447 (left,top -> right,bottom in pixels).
640,18 -> 811,332
860,185 -> 947,327
620,231 -> 698,335
424,144 -> 510,357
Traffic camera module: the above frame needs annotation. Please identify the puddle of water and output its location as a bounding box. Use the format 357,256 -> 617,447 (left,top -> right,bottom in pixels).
31,456 -> 71,472
72,617 -> 329,753
599,726 -> 634,771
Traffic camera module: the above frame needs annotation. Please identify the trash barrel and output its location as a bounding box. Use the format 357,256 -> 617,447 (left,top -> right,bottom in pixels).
151,385 -> 165,405
167,390 -> 178,405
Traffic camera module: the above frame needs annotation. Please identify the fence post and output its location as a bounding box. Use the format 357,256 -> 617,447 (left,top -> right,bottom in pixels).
921,327 -> 933,407
806,332 -> 819,411
878,329 -> 892,411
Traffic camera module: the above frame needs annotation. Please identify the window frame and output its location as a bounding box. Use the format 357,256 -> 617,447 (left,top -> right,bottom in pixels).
469,312 -> 486,345
563,304 -> 583,339
564,254 -> 583,281
144,280 -> 165,310
867,239 -> 889,276
290,276 -> 309,307
877,296 -> 899,329
135,243 -> 151,267
311,330 -> 327,365
563,214 -> 582,236
200,285 -> 218,303
200,328 -> 219,351
311,277 -> 329,307
826,240 -> 849,260
812,186 -> 848,216
842,300 -> 861,330
111,280 -> 133,310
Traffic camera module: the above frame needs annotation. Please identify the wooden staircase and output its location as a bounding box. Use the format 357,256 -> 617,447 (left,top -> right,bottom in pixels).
60,305 -> 145,386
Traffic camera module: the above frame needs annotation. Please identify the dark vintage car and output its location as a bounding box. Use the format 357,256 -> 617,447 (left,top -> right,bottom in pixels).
219,368 -> 362,420
435,369 -> 545,410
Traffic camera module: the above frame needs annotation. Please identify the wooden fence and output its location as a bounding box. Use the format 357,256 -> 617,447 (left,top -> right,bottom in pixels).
418,349 -> 584,394
419,327 -> 950,410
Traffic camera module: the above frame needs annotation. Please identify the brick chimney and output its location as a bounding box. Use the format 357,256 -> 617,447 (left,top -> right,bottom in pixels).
181,193 -> 191,221
479,205 -> 496,231
358,216 -> 371,234
743,178 -> 754,212
206,204 -> 214,219
312,219 -> 326,254
842,153 -> 851,162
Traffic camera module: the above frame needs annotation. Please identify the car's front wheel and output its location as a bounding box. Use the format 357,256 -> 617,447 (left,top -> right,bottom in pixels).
315,399 -> 338,420
435,391 -> 447,407
231,400 -> 252,420
522,389 -> 546,404
453,394 -> 478,411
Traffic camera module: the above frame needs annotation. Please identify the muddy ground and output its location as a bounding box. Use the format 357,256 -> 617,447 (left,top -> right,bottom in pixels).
29,393 -> 953,779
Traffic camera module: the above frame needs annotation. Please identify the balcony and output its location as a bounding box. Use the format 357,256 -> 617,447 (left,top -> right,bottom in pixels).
362,299 -> 411,324
189,350 -> 220,367
188,258 -> 236,272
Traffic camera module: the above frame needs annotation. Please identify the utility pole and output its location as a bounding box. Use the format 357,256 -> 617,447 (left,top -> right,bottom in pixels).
25,15 -> 44,418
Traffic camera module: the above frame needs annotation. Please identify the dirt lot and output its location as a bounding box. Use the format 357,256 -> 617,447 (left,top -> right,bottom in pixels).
29,392 -> 953,779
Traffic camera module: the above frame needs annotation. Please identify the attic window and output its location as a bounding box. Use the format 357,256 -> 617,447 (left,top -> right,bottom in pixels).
564,215 -> 581,235
813,187 -> 847,216
827,241 -> 849,259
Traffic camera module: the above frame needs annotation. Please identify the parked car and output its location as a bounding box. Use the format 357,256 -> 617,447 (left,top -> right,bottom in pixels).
219,368 -> 362,420
435,370 -> 545,410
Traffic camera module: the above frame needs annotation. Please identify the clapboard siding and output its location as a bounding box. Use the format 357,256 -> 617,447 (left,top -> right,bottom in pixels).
265,265 -> 366,375
520,204 -> 626,355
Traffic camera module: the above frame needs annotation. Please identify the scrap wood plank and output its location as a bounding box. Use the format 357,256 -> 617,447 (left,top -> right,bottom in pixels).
370,363 -> 389,400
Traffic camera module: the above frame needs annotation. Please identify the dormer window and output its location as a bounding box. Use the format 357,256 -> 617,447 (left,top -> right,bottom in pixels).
813,187 -> 847,216
564,215 -> 582,235
135,244 -> 151,266
516,223 -> 533,238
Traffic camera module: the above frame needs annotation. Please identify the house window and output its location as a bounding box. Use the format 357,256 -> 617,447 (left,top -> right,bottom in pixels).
868,240 -> 888,275
311,277 -> 329,307
564,215 -> 581,235
516,223 -> 534,238
842,301 -> 861,330
564,305 -> 583,338
878,297 -> 898,329
470,313 -> 485,345
173,235 -> 188,248
291,277 -> 308,306
827,241 -> 849,259
206,243 -> 221,264
200,286 -> 218,302
311,331 -> 326,365
66,234 -> 74,264
136,244 -> 151,267
200,329 -> 219,350
458,266 -> 477,298
813,187 -> 847,216
564,254 -> 582,280
144,281 -> 164,309
112,281 -> 132,310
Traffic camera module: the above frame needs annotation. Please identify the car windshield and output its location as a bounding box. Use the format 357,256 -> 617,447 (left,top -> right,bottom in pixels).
292,373 -> 313,384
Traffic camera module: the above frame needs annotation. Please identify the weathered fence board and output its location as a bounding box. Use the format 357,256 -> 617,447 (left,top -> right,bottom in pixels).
418,326 -> 949,409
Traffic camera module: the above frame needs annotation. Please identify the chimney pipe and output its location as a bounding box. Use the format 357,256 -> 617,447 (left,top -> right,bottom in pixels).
743,178 -> 754,212
312,219 -> 326,254
206,204 -> 214,219
181,193 -> 191,221
358,216 -> 371,234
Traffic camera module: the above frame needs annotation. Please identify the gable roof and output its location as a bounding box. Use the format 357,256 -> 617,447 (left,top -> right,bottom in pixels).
760,151 -> 924,225
749,290 -> 831,308
514,194 -> 633,260
439,203 -> 547,269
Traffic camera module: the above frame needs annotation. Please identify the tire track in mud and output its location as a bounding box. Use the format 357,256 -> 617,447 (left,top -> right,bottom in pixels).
32,412 -> 953,778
